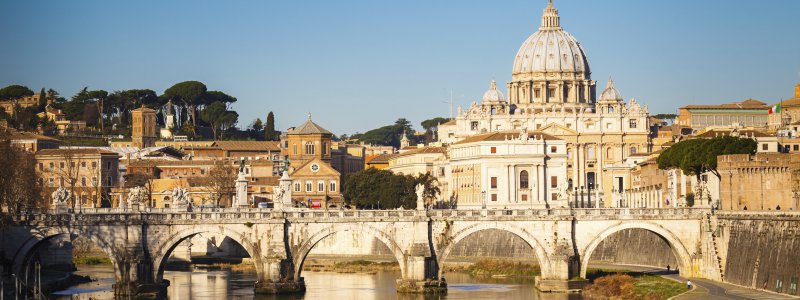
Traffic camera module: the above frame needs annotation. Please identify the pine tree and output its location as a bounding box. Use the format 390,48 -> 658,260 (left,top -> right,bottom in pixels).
265,111 -> 276,141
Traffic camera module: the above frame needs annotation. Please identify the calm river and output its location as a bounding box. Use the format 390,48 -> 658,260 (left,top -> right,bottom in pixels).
52,265 -> 584,299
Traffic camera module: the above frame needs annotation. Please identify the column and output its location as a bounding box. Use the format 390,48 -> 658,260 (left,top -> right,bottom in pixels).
577,144 -> 583,189
572,144 -> 579,190
596,143 -> 603,205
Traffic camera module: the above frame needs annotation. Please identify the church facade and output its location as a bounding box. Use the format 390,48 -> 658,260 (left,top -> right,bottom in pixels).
437,1 -> 651,208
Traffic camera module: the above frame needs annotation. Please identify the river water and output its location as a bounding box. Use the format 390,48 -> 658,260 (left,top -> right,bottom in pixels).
52,265 -> 583,299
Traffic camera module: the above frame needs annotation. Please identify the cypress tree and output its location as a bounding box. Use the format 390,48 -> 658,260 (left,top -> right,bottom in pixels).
265,111 -> 276,141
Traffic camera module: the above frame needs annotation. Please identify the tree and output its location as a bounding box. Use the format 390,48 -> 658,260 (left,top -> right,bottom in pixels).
108,89 -> 160,128
420,117 -> 449,143
0,131 -> 44,225
207,159 -> 237,207
265,111 -> 276,141
200,101 -> 239,140
657,136 -> 757,181
163,81 -> 208,129
37,88 -> 47,111
248,118 -> 264,140
351,118 -> 415,148
0,85 -> 34,100
343,168 -> 418,209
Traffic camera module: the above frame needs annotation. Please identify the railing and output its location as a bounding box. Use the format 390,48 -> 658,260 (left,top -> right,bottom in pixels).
10,207 -> 712,224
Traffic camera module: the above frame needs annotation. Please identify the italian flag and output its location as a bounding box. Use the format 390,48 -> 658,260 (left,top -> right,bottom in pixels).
769,103 -> 781,115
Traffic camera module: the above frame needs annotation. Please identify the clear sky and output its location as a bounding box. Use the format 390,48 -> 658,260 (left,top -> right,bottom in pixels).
2,0 -> 799,135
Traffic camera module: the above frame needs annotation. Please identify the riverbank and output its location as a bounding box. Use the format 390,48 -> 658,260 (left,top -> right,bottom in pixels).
584,268 -> 685,300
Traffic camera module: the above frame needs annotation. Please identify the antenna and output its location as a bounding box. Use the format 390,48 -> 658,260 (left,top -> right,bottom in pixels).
442,90 -> 454,119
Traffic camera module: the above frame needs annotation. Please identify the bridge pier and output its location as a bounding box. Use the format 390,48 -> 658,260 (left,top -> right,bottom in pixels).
396,256 -> 447,294
254,258 -> 306,294
112,259 -> 169,299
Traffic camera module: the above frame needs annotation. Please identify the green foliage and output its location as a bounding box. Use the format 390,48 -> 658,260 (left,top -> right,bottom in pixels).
201,101 -> 239,140
685,193 -> 695,207
652,113 -> 678,120
351,118 -> 415,148
463,259 -> 540,277
163,81 -> 208,126
657,136 -> 757,179
0,84 -> 34,100
420,117 -> 449,131
343,168 -> 421,209
205,90 -> 237,105
265,111 -> 276,141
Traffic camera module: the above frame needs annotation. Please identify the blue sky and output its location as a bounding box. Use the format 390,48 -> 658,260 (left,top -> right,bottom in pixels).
2,0 -> 799,135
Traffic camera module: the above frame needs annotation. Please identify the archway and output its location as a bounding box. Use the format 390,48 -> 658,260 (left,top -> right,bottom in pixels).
151,226 -> 261,284
293,223 -> 407,281
438,223 -> 553,279
580,222 -> 691,278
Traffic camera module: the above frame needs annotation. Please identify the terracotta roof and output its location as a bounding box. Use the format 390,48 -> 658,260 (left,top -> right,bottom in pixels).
212,141 -> 280,152
37,148 -> 117,156
365,153 -> 395,164
289,119 -> 332,135
778,97 -> 800,107
393,146 -> 447,158
126,159 -> 216,167
681,99 -> 768,110
453,131 -> 561,145
7,131 -> 60,142
44,106 -> 65,115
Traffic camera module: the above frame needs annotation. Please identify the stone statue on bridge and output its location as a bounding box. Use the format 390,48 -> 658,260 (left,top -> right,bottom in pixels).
51,187 -> 70,209
274,171 -> 293,211
127,186 -> 147,210
415,183 -> 425,211
171,187 -> 190,209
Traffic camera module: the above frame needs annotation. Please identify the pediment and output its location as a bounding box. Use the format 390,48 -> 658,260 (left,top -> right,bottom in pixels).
291,158 -> 340,177
539,123 -> 579,136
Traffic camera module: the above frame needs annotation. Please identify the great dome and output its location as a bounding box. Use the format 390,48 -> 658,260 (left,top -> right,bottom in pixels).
511,1 -> 590,78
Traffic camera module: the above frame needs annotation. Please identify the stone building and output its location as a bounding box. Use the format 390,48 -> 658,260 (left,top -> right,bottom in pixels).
718,153 -> 800,211
0,91 -> 51,115
767,83 -> 800,128
387,147 -> 447,176
677,99 -> 770,132
132,106 -> 157,148
281,117 -> 345,207
437,2 -> 650,208
36,148 -> 120,208
37,106 -> 86,134
6,129 -> 61,152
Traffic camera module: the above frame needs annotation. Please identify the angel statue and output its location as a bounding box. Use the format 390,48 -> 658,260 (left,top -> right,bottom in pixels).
415,184 -> 426,211
172,187 -> 189,207
51,187 -> 70,206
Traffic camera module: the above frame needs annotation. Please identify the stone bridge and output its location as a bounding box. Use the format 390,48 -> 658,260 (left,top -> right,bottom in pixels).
2,207 -> 722,297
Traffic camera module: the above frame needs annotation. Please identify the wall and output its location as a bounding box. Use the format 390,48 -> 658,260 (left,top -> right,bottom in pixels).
589,228 -> 677,268
718,213 -> 800,295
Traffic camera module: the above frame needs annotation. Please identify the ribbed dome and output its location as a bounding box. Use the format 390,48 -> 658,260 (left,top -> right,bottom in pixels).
511,1 -> 590,77
482,80 -> 505,102
599,77 -> 623,102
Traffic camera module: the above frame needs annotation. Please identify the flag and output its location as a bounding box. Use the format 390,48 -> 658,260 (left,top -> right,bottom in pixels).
769,103 -> 781,115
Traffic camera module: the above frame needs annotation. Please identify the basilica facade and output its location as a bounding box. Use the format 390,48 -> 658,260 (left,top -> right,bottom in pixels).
437,1 -> 651,208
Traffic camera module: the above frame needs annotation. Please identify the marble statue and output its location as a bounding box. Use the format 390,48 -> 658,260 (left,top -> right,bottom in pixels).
415,184 -> 425,211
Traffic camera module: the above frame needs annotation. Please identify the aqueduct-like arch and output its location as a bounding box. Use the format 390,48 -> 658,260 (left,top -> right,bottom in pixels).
578,221 -> 693,278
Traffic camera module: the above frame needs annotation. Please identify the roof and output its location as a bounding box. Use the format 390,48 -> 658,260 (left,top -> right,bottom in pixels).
453,131 -> 561,145
681,99 -> 768,110
212,141 -> 280,152
37,148 -> 117,156
693,129 -> 772,138
132,106 -> 156,112
7,131 -> 60,142
365,153 -> 395,164
249,176 -> 279,186
393,146 -> 447,158
289,119 -> 332,135
441,119 -> 456,126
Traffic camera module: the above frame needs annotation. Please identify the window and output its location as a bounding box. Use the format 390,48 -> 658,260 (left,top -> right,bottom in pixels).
81,177 -> 86,186
92,162 -> 97,169
48,178 -> 54,186
322,143 -> 328,155
567,148 -> 572,159
318,181 -> 325,192
608,106 -> 614,113
293,144 -> 297,155
630,147 -> 637,154
519,171 -> 529,189
490,177 -> 497,189
521,194 -> 528,201
471,121 -> 479,130
59,162 -> 64,169
38,163 -> 43,171
534,88 -> 540,99
107,176 -> 112,186
795,145 -> 799,151
551,193 -> 558,201
491,194 -> 497,201
60,178 -> 64,187
550,176 -> 558,188
71,162 -> 75,168
106,161 -> 112,170
607,147 -> 613,159
49,162 -> 54,169
294,182 -> 301,192
81,162 -> 86,168
305,143 -> 315,155
490,147 -> 497,154
547,88 -> 555,101
330,181 -> 337,192
762,143 -> 768,151
550,146 -> 557,153
92,177 -> 98,186
587,147 -> 595,160
305,181 -> 312,192
629,119 -> 637,128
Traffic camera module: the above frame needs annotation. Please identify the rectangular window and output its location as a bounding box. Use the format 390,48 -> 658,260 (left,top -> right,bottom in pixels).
551,176 -> 558,188
92,177 -> 98,186
534,89 -> 540,99
521,194 -> 528,201
550,146 -> 557,153
318,181 -> 324,192
305,181 -> 312,192
490,147 -> 497,154
471,121 -> 479,131
294,182 -> 301,192
107,176 -> 112,186
762,143 -> 768,151
92,161 -> 97,169
551,193 -> 558,201
322,143 -> 327,155
293,144 -> 297,155
81,177 -> 86,186
306,143 -> 315,155
49,162 -> 54,169
38,163 -> 43,171
491,194 -> 497,201
330,181 -> 337,192
547,88 -> 555,101
490,177 -> 497,189
106,161 -> 112,170
629,119 -> 637,128
81,162 -> 86,168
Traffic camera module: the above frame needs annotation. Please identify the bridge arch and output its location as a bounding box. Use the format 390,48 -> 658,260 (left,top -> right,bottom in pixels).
438,222 -> 553,279
293,223 -> 407,280
151,225 -> 261,283
579,222 -> 692,278
11,226 -> 120,284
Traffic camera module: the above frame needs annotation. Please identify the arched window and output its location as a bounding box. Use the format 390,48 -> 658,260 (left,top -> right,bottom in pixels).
519,171 -> 529,189
587,146 -> 595,160
606,147 -> 613,159
630,147 -> 637,154
608,106 -> 614,113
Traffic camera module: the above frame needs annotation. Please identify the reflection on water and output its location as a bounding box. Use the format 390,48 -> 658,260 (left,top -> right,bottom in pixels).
53,265 -> 582,299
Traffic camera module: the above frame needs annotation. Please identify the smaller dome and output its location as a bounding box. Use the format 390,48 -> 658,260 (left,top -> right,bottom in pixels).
482,80 -> 505,102
599,77 -> 623,102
